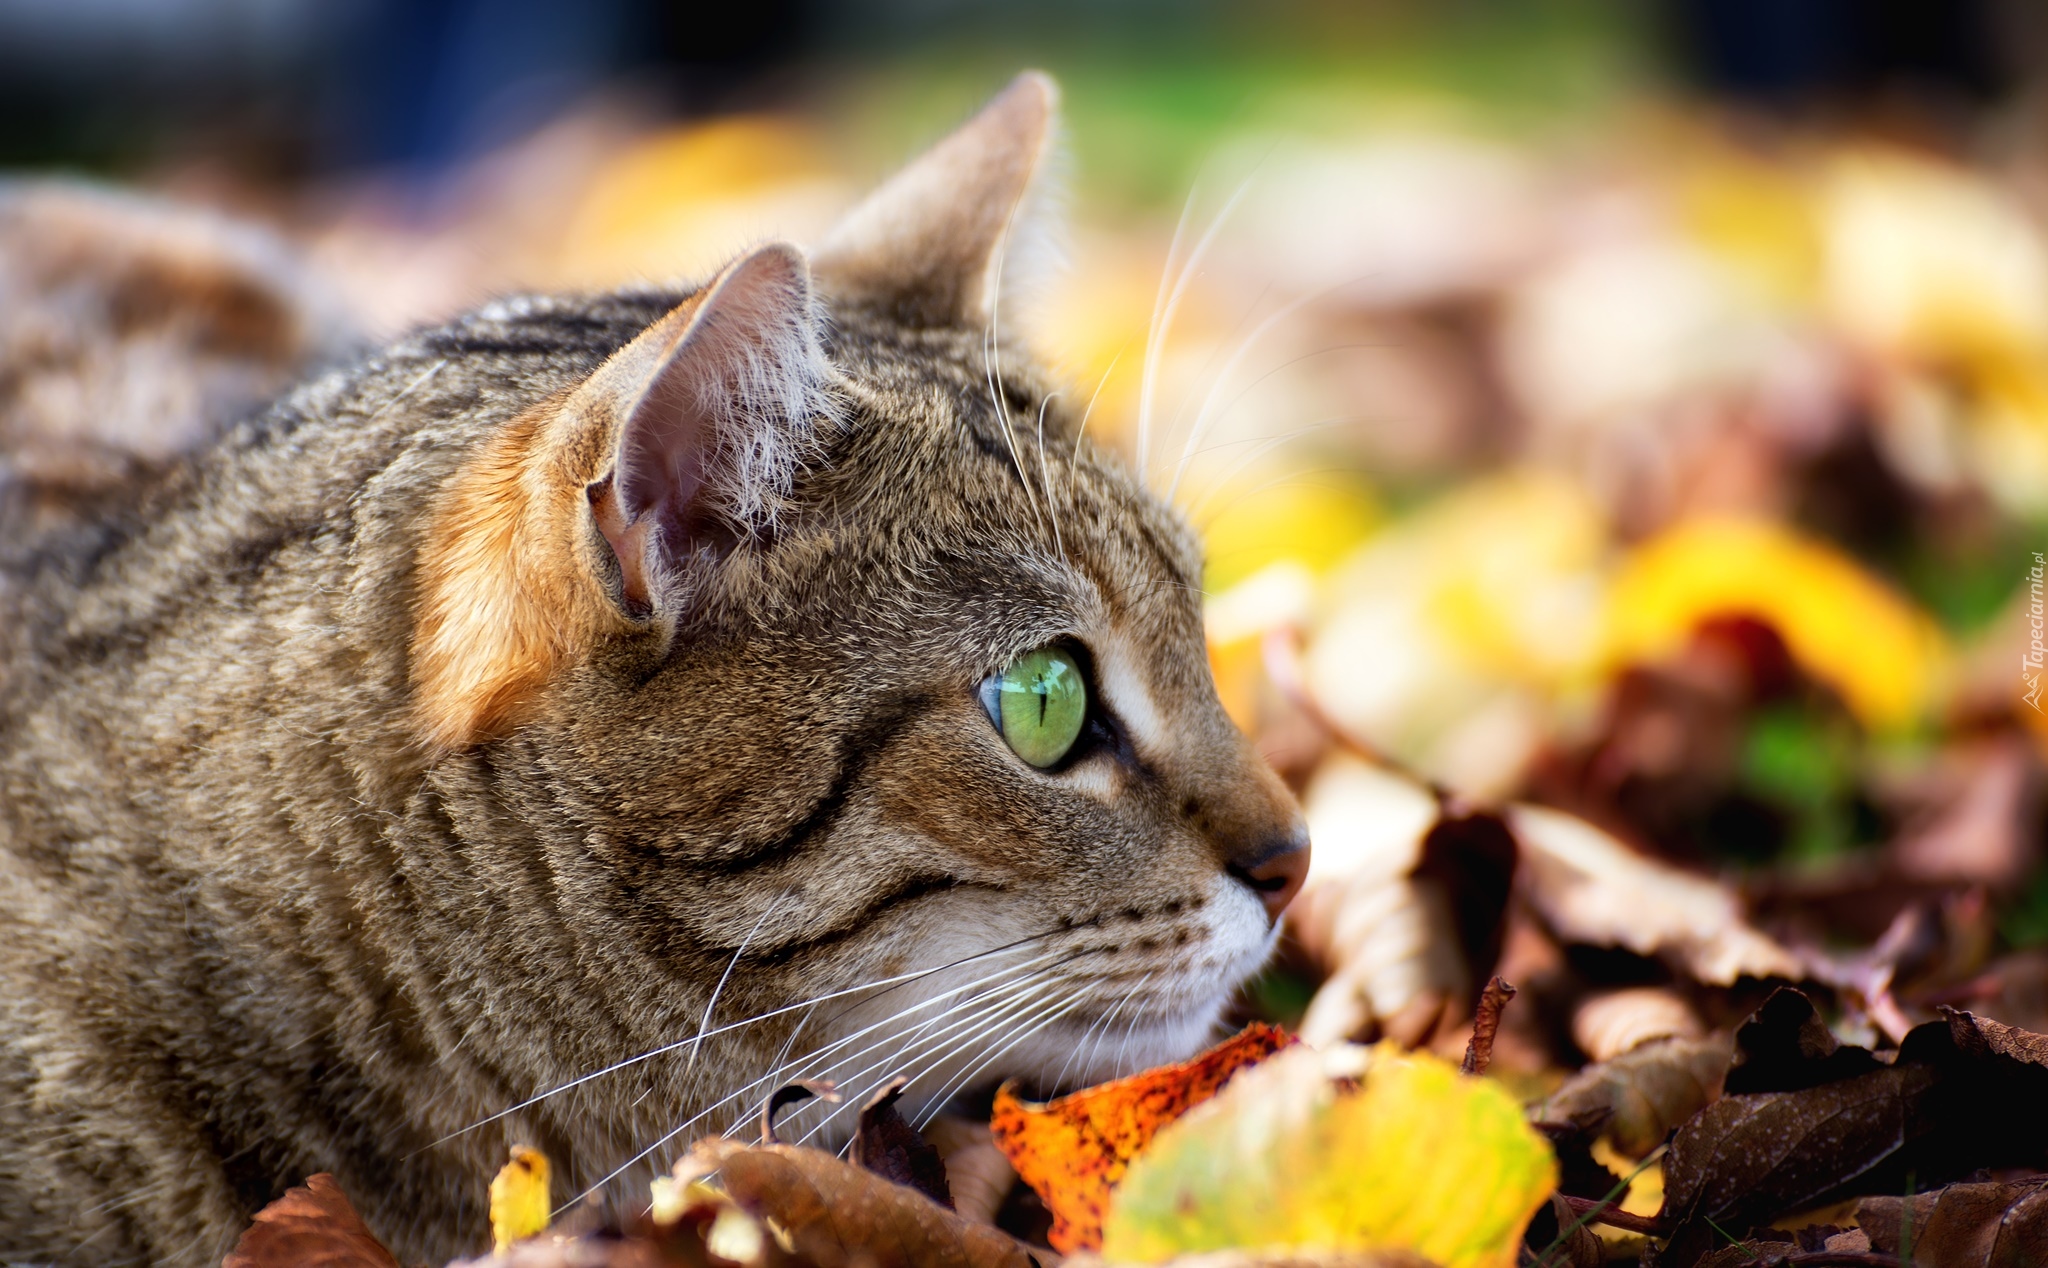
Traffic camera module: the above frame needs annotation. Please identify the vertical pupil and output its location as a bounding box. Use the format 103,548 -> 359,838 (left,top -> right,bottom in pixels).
995,647 -> 1084,769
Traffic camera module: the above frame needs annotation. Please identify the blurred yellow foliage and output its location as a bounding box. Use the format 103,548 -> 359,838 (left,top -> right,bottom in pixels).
1607,517 -> 1950,731
1201,474 -> 1381,594
553,117 -> 848,288
1295,470 -> 1608,797
1101,1044 -> 1555,1268
1822,148 -> 2048,369
1673,141 -> 1822,308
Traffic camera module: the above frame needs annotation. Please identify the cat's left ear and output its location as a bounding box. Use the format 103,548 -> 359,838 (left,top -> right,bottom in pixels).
586,241 -> 835,604
813,71 -> 1061,327
411,242 -> 832,751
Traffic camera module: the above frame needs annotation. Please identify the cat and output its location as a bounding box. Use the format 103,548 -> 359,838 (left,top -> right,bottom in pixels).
0,73 -> 1309,1268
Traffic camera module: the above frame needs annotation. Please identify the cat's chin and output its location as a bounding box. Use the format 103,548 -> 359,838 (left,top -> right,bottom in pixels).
993,1001 -> 1237,1097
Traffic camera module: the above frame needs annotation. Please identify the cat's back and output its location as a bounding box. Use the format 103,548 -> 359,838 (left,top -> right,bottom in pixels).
0,287 -> 677,1267
2,289 -> 674,686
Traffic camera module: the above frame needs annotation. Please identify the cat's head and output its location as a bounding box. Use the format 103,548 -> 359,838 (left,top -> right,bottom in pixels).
408,74 -> 1307,1141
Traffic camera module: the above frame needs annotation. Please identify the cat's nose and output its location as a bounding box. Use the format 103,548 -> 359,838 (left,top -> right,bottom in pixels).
1227,835 -> 1311,926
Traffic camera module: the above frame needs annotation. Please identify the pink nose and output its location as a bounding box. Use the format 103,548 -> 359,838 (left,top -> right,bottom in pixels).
1231,839 -> 1311,925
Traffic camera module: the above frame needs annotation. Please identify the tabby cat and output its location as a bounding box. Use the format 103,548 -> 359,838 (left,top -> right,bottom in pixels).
0,74 -> 1308,1268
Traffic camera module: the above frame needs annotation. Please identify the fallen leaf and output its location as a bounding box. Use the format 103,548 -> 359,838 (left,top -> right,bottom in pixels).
1652,1062 -> 1941,1266
453,1174 -> 785,1268
1921,1007 -> 2048,1173
644,1153 -> 809,1268
989,1022 -> 1294,1252
1689,1240 -> 1796,1267
923,1115 -> 1015,1227
1604,516 -> 1950,731
1890,737 -> 2041,890
223,1174 -> 401,1268
1070,1251 -> 1437,1268
688,1136 -> 1039,1268
1293,755 -> 1470,1046
1571,987 -> 1705,1064
1509,803 -> 1803,986
1855,1179 -> 2048,1267
1941,1005 -> 2048,1065
1722,987 -> 1883,1094
1461,976 -> 1517,1075
491,1145 -> 553,1253
1536,1034 -> 1733,1158
853,1078 -> 954,1209
1101,1044 -> 1556,1268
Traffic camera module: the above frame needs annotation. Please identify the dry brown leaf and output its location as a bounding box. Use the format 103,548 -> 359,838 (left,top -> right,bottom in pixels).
1890,736 -> 2041,890
1536,1034 -> 1732,1158
1507,803 -> 1802,986
853,1079 -> 954,1209
1855,1180 -> 2048,1266
1527,1195 -> 1605,1268
1653,1062 -> 1942,1267
1571,987 -> 1705,1063
222,1174 -> 401,1268
924,1115 -> 1016,1227
689,1136 -> 1040,1268
1294,755 -> 1467,1045
1942,1006 -> 2048,1065
1293,756 -> 1516,1047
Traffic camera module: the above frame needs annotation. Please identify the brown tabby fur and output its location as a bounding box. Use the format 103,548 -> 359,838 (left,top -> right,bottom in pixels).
0,74 -> 1305,1267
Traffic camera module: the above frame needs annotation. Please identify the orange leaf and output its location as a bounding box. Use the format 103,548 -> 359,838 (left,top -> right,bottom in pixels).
987,1021 -> 1295,1252
222,1174 -> 400,1268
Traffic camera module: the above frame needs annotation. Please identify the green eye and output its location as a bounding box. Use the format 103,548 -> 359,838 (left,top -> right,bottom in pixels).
984,645 -> 1088,768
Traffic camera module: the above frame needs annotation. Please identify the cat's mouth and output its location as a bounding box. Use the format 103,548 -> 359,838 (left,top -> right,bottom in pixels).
760,970 -> 1243,1150
762,1012 -> 1229,1151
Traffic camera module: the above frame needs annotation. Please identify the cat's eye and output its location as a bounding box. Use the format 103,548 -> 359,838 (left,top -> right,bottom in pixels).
982,645 -> 1088,769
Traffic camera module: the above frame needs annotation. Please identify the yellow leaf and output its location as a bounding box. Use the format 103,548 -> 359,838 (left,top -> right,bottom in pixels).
1606,517 -> 1950,731
489,1145 -> 551,1254
1100,1044 -> 1556,1268
1201,474 -> 1380,595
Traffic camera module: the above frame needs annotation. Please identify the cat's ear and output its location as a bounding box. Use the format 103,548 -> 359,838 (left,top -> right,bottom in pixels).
411,242 -> 832,751
813,70 -> 1061,327
585,241 -> 834,603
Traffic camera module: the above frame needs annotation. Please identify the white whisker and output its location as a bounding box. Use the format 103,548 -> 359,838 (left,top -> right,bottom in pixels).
1166,290 -> 1331,501
433,931 -> 1059,1150
983,184 -> 1048,538
913,991 -> 1095,1130
795,979 -> 1060,1148
1137,176 -> 1255,487
1034,393 -> 1065,563
685,893 -> 783,1076
1071,346 -> 1125,469
697,949 -> 1077,1141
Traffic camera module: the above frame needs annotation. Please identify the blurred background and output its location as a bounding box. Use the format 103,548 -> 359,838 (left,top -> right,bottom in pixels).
8,0 -> 2048,1082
